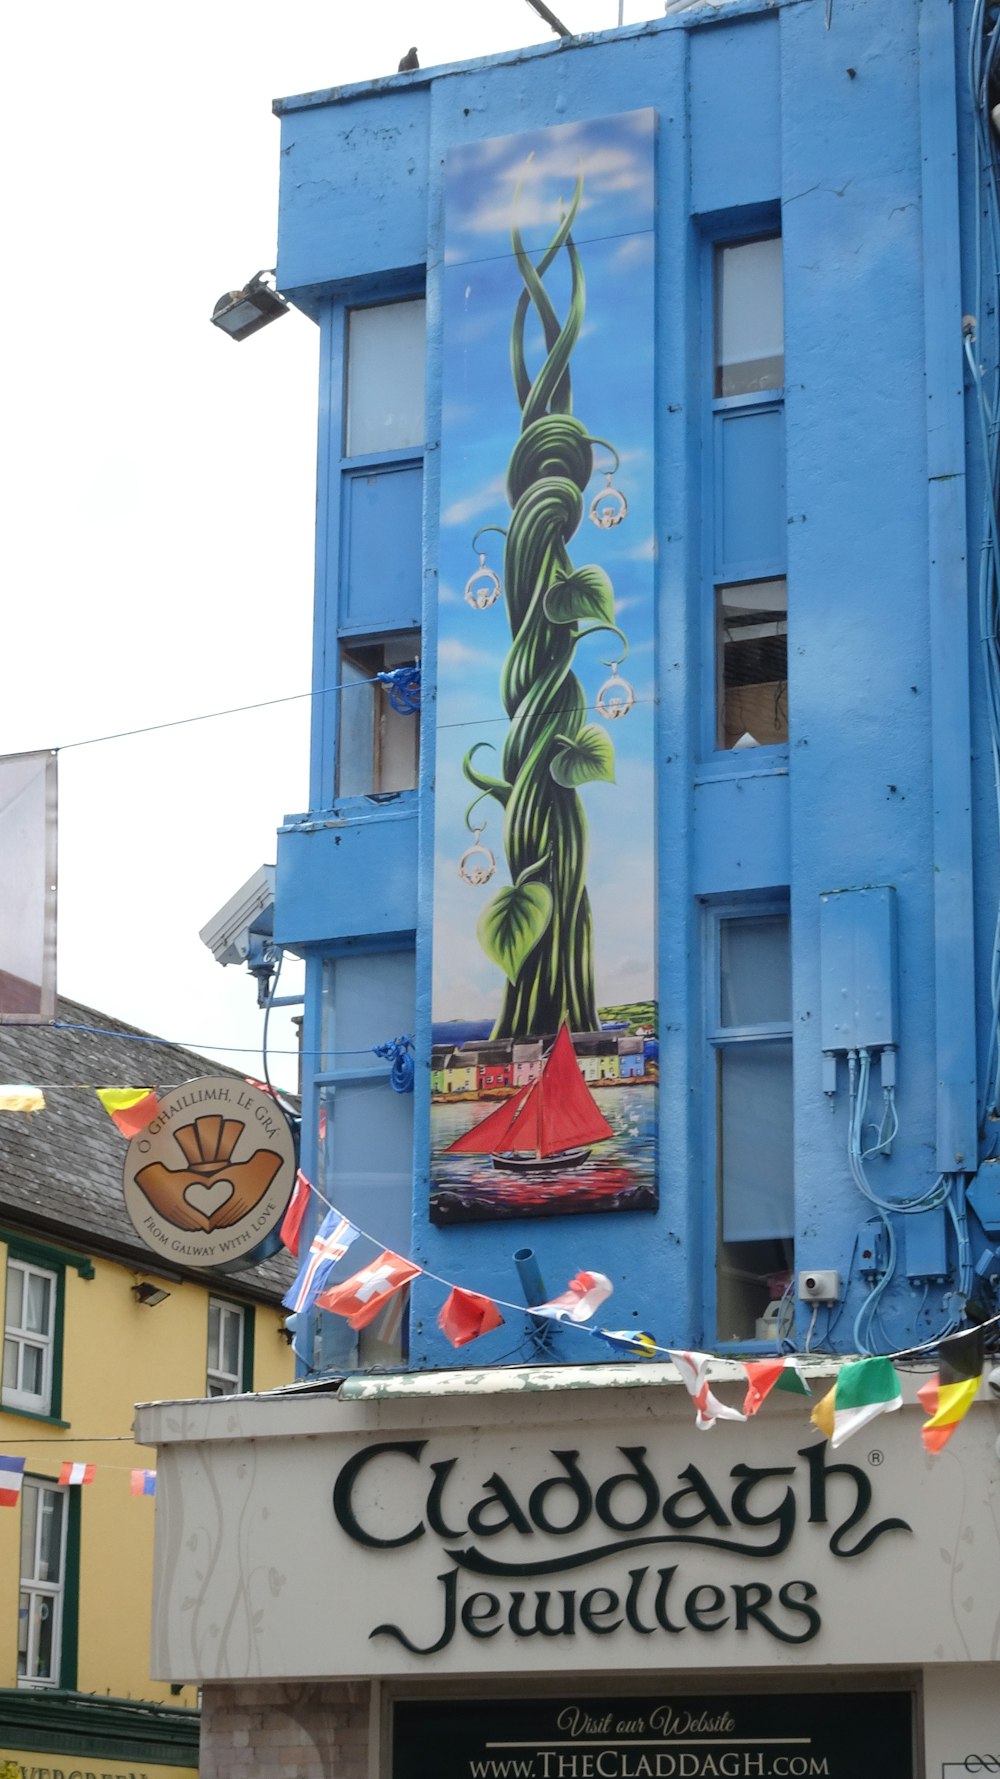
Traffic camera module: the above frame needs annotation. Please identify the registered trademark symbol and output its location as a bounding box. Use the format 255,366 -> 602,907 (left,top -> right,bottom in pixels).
868,1448 -> 884,1466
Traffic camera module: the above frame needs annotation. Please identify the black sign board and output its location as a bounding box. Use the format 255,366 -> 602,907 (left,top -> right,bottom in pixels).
394,1692 -> 914,1779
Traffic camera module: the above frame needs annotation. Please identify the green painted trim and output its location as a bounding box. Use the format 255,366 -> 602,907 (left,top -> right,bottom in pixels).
59,1487 -> 81,1691
0,1405 -> 70,1429
1,1232 -> 95,1281
0,1687 -> 198,1765
241,1303 -> 256,1391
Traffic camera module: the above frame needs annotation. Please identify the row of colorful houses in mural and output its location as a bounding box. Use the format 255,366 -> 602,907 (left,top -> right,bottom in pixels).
431,1031 -> 659,1100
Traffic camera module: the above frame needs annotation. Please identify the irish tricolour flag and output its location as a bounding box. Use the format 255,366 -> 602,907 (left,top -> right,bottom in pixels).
811,1357 -> 902,1448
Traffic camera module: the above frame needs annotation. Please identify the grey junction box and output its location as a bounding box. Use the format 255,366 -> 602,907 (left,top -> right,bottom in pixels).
819,885 -> 899,1060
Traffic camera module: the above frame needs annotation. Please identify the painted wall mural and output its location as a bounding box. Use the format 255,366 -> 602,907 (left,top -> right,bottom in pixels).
432,111 -> 657,1224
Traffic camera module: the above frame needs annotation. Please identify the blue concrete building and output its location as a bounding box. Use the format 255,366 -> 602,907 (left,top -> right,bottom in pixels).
270,0 -> 1000,1378
139,7 -> 1000,1770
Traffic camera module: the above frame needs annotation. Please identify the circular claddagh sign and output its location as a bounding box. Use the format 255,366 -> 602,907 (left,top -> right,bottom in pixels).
122,1076 -> 296,1268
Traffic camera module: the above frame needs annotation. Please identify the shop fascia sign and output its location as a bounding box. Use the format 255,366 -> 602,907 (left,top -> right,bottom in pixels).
331,1435 -> 912,1654
122,1076 -> 296,1268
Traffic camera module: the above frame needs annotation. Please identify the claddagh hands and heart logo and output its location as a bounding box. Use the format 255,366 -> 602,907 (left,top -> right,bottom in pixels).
134,1113 -> 283,1232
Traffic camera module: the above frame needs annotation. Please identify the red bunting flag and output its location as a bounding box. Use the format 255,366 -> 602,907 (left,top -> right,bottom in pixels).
742,1356 -> 811,1416
96,1088 -> 160,1137
438,1287 -> 504,1348
316,1251 -> 421,1330
59,1462 -> 95,1486
280,1169 -> 312,1257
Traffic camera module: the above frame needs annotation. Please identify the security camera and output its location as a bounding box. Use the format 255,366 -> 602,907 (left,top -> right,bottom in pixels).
199,865 -> 276,967
988,1364 -> 1000,1401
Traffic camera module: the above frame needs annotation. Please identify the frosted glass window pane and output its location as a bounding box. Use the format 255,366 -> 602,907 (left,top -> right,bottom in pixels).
716,238 -> 783,396
322,952 -> 416,1072
720,916 -> 790,1027
322,1080 -> 414,1257
720,1040 -> 794,1240
346,300 -> 426,456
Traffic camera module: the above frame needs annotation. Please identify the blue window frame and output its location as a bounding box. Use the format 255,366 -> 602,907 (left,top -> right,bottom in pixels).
705,903 -> 795,1347
701,231 -> 787,761
312,292 -> 426,813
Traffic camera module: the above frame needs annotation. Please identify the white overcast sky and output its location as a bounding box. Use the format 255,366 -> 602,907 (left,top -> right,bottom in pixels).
0,0 -> 661,1092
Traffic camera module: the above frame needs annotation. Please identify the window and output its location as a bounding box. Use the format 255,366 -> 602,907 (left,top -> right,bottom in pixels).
3,1259 -> 56,1416
315,950 -> 416,1373
710,912 -> 794,1344
716,578 -> 788,749
345,299 -> 426,458
18,1479 -> 68,1686
206,1298 -> 249,1396
715,236 -> 784,397
338,632 -> 421,798
710,235 -> 786,754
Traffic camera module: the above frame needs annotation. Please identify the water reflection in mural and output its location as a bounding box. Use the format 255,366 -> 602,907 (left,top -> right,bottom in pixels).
432,112 -> 657,1224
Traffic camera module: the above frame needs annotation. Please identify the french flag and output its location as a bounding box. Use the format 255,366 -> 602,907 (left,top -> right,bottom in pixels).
0,1455 -> 26,1507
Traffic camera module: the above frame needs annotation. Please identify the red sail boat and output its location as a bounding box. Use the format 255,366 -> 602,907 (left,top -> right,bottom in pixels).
443,1024 -> 613,1174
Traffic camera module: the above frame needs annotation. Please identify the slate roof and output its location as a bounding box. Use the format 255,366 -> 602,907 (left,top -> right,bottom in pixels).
0,997 -> 296,1303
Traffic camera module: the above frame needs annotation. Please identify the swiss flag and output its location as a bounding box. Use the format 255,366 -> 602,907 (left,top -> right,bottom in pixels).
316,1250 -> 421,1330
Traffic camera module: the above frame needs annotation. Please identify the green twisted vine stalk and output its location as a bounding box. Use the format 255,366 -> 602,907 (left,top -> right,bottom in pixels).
464,172 -> 628,1041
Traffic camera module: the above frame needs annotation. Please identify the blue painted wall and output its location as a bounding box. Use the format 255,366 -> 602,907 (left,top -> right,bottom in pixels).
272,0 -> 1000,1370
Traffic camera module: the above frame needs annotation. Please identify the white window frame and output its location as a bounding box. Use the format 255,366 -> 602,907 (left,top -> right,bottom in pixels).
3,1257 -> 57,1415
206,1297 -> 245,1396
18,1478 -> 68,1688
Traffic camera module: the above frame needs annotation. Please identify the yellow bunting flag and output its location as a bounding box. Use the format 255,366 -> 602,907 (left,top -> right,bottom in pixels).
96,1087 -> 160,1137
0,1084 -> 45,1113
918,1328 -> 983,1454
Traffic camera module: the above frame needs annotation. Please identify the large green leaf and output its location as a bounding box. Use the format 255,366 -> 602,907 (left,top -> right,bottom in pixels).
477,882 -> 553,985
544,565 -> 616,629
550,725 -> 616,788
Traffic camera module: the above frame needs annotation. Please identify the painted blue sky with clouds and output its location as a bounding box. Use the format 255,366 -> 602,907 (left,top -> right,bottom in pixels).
434,111 -> 656,1024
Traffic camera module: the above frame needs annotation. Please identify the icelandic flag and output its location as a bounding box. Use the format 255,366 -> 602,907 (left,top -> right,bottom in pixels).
130,1469 -> 157,1496
59,1462 -> 95,1486
0,1454 -> 26,1506
282,1209 -> 360,1315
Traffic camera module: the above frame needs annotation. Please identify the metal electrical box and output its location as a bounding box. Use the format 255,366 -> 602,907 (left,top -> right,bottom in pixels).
820,885 -> 899,1055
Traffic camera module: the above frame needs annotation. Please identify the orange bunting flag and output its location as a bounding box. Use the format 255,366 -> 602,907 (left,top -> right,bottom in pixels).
742,1356 -> 811,1416
280,1169 -> 312,1257
316,1251 -> 421,1330
59,1462 -> 95,1487
96,1088 -> 160,1137
0,1085 -> 45,1114
918,1328 -> 983,1454
438,1287 -> 505,1348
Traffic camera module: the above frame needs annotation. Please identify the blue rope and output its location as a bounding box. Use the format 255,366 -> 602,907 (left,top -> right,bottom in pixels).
371,1035 -> 416,1093
376,664 -> 421,714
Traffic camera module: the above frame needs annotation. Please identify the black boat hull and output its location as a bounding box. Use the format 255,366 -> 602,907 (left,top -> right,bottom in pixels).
490,1146 -> 592,1173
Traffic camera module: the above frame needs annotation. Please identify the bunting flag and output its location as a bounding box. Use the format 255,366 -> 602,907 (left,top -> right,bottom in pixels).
742,1356 -> 811,1417
0,1085 -> 45,1113
130,1469 -> 157,1496
59,1462 -> 95,1486
918,1328 -> 983,1454
810,1356 -> 902,1447
668,1350 -> 747,1430
96,1087 -> 160,1136
316,1250 -> 421,1330
438,1287 -> 505,1348
0,1455 -> 26,1506
280,1169 -> 312,1258
535,1271 -> 613,1323
282,1210 -> 360,1315
596,1328 -> 658,1357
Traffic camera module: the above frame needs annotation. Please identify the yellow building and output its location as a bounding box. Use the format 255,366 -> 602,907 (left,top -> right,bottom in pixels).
0,999 -> 295,1778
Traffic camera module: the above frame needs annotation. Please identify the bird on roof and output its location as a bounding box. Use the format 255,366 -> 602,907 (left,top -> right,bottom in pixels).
398,46 -> 419,71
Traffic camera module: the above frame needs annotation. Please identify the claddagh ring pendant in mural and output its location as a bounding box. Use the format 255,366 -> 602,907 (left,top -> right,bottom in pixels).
459,827 -> 497,886
465,552 -> 503,610
589,472 -> 628,529
596,662 -> 636,720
